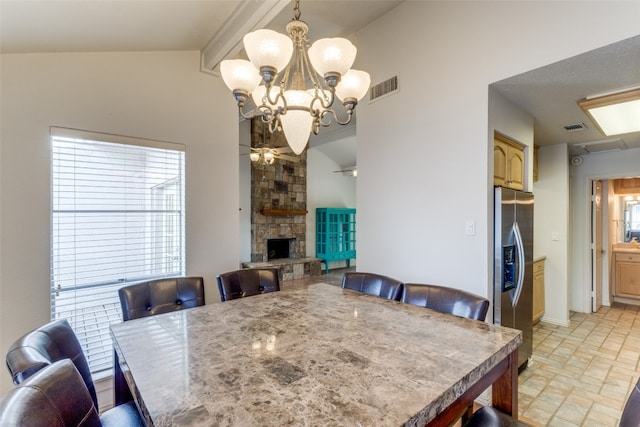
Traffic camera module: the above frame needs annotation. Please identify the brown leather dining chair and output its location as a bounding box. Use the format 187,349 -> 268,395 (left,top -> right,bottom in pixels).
4,319 -> 142,425
0,359 -> 144,427
341,272 -> 404,301
401,283 -> 490,321
216,267 -> 280,302
5,318 -> 99,406
118,276 -> 205,321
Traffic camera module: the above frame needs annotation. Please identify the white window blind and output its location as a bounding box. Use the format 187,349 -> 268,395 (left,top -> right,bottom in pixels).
50,127 -> 185,375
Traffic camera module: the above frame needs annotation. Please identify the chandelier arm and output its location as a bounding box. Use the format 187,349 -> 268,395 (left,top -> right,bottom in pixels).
268,116 -> 281,134
310,87 -> 337,111
238,104 -> 257,121
318,107 -> 355,127
262,85 -> 287,112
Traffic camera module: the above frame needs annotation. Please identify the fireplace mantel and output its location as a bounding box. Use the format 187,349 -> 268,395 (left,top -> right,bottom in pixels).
260,208 -> 308,216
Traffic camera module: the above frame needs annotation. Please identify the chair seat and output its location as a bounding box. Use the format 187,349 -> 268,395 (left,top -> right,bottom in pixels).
100,400 -> 145,427
463,406 -> 533,427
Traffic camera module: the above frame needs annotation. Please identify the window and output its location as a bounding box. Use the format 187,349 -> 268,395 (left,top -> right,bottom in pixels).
51,127 -> 185,375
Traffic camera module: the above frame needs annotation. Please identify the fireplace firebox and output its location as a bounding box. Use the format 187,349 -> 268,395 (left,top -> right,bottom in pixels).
268,238 -> 294,260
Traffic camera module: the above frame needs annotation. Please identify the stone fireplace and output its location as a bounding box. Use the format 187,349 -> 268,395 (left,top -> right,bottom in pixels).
250,118 -> 307,262
245,118 -> 321,280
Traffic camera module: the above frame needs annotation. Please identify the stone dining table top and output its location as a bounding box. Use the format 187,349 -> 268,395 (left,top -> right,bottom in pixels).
111,283 -> 521,426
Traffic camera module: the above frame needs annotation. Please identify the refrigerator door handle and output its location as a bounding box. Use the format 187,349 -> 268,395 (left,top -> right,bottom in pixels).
512,221 -> 525,307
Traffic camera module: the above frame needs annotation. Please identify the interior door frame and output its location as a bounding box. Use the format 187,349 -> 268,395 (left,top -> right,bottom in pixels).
591,180 -> 603,312
583,173 -> 639,313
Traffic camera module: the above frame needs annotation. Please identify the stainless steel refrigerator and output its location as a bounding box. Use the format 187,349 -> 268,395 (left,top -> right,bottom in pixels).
494,186 -> 533,371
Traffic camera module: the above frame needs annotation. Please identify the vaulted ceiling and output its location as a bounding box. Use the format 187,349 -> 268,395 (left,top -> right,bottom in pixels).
2,1 -> 638,161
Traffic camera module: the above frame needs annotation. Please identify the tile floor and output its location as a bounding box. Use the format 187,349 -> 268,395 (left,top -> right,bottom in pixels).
519,303 -> 639,426
288,269 -> 639,426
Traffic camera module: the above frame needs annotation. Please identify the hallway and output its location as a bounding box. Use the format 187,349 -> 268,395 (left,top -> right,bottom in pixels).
288,269 -> 638,426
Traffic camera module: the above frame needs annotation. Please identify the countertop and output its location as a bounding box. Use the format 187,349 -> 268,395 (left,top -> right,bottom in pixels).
613,243 -> 640,254
534,256 -> 547,263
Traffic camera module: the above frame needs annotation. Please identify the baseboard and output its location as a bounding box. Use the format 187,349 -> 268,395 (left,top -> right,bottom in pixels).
94,374 -> 114,413
539,316 -> 570,327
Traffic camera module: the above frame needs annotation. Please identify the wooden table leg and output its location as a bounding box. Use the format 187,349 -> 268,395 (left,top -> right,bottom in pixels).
426,348 -> 518,426
491,348 -> 518,417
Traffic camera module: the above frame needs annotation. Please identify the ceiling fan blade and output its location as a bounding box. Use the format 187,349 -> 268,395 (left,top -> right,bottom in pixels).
272,146 -> 293,155
277,154 -> 299,162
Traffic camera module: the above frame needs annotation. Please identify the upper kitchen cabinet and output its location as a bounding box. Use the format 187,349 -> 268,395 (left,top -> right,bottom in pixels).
494,133 -> 525,191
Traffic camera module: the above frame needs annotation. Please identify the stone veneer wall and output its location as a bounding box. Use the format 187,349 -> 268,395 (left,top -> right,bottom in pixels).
250,118 -> 307,262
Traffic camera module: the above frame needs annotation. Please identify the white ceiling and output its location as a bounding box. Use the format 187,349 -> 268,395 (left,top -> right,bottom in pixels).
1,1 -> 638,162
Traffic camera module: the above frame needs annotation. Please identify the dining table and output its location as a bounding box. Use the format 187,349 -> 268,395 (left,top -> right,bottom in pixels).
111,282 -> 522,426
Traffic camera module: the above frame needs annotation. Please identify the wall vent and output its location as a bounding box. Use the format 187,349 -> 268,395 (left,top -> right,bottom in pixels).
369,76 -> 398,103
562,122 -> 587,132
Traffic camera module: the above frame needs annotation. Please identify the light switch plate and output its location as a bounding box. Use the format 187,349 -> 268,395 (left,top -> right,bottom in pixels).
465,220 -> 476,236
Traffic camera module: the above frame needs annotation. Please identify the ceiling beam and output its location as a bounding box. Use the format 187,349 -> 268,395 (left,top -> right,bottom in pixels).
200,0 -> 290,76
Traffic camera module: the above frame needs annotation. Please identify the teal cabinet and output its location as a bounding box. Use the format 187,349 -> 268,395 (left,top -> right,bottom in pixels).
316,208 -> 356,273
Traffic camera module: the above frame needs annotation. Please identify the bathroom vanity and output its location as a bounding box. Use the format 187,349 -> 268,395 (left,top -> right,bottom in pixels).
613,244 -> 640,301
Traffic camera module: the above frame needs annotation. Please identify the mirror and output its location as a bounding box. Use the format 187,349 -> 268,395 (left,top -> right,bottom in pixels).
621,196 -> 640,242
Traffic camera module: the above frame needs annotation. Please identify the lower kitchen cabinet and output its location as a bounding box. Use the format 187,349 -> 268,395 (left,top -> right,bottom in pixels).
533,258 -> 545,323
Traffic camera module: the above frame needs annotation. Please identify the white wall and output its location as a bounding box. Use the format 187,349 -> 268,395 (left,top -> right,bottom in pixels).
354,1 -> 640,300
306,143 -> 357,264
239,119 -> 252,263
0,51 -> 239,393
535,144 -> 570,326
570,147 -> 640,312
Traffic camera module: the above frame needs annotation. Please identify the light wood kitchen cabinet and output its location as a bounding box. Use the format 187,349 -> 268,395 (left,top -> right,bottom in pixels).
494,133 -> 525,191
533,258 -> 545,323
614,252 -> 640,299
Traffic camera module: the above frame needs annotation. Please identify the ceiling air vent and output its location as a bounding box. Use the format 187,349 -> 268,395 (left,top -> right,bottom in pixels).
562,122 -> 587,132
369,76 -> 398,103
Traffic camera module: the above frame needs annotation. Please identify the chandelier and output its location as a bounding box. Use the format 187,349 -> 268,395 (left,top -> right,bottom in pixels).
220,0 -> 371,155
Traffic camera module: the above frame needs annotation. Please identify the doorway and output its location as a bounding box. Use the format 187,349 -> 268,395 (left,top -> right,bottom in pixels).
590,176 -> 640,311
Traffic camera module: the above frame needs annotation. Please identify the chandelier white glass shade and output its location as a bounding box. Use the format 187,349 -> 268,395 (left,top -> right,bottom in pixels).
220,0 -> 370,155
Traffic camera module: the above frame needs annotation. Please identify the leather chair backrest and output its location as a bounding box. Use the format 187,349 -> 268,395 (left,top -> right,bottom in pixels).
401,283 -> 489,321
620,376 -> 640,427
216,268 -> 280,302
341,272 -> 404,301
0,359 -> 102,427
118,276 -> 205,321
5,318 -> 98,408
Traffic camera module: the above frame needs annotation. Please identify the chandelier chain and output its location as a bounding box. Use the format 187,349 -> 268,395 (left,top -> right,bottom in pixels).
293,0 -> 301,21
